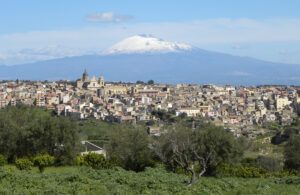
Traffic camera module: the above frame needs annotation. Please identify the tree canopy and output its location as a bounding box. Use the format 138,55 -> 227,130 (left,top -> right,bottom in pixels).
147,80 -> 154,85
284,135 -> 300,171
105,124 -> 153,172
0,104 -> 80,164
150,123 -> 244,184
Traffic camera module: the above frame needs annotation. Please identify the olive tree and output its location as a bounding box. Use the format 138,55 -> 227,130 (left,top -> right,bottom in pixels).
0,105 -> 81,165
150,123 -> 243,185
105,124 -> 152,172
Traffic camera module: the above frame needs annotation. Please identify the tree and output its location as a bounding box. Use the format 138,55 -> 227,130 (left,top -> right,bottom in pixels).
136,80 -> 145,84
147,80 -> 154,85
284,135 -> 300,171
105,124 -> 152,171
0,104 -> 81,164
151,109 -> 172,121
150,123 -> 243,185
34,154 -> 55,173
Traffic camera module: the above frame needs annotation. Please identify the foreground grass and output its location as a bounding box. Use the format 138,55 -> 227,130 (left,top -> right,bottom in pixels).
0,166 -> 299,195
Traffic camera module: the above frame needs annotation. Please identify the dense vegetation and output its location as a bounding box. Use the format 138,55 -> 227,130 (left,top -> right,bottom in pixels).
150,123 -> 245,184
0,166 -> 299,194
0,105 -> 300,193
0,105 -> 81,165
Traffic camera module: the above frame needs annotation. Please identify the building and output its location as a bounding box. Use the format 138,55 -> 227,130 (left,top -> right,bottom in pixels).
276,96 -> 290,111
76,69 -> 105,90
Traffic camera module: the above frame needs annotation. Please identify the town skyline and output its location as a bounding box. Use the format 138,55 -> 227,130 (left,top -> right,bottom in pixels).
1,69 -> 299,139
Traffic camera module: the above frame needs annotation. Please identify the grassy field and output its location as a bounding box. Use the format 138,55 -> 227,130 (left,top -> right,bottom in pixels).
0,165 -> 299,194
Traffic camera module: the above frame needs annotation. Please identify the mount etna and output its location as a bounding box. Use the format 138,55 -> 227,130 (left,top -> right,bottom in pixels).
1,35 -> 299,85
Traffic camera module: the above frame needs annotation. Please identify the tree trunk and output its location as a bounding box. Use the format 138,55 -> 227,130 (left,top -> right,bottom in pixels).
188,169 -> 195,186
172,161 -> 177,173
198,167 -> 206,179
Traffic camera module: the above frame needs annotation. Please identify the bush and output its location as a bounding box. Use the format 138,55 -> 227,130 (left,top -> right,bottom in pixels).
0,155 -> 6,166
15,158 -> 33,170
33,154 -> 55,173
216,163 -> 268,178
256,156 -> 281,173
76,156 -> 85,166
216,163 -> 300,178
79,152 -> 112,169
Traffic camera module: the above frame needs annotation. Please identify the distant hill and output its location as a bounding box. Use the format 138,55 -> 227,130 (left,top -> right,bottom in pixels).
1,35 -> 300,85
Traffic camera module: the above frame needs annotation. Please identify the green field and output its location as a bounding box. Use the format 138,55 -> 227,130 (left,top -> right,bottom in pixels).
0,165 -> 299,195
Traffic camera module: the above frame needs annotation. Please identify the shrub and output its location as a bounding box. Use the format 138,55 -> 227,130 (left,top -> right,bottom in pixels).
216,163 -> 268,178
0,155 -> 6,166
33,154 -> 55,173
15,158 -> 33,170
80,152 -> 112,169
270,169 -> 300,177
216,163 -> 300,178
256,156 -> 281,173
76,156 -> 85,166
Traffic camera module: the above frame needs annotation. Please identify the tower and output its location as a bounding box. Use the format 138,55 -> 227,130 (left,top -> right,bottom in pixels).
82,69 -> 89,82
99,76 -> 104,87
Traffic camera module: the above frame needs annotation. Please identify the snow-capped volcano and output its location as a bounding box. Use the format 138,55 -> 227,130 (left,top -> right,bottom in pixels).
103,34 -> 192,54
3,34 -> 300,85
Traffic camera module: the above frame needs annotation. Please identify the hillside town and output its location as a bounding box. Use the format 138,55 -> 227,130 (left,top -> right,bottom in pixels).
1,70 -> 300,138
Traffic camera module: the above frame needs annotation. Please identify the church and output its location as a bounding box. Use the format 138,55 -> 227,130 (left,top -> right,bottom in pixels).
76,69 -> 128,96
76,69 -> 104,91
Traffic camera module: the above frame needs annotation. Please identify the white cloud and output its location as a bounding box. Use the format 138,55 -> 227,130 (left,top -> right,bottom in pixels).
2,18 -> 300,65
0,46 -> 94,65
85,12 -> 133,23
3,17 -> 300,48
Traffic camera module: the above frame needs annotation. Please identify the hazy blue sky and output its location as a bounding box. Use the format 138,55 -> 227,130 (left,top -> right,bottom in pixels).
1,0 -> 300,65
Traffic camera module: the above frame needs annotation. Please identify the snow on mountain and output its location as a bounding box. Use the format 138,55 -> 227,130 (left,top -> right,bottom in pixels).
102,34 -> 192,54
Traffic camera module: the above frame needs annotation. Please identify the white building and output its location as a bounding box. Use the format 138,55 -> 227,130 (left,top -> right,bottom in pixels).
176,108 -> 200,117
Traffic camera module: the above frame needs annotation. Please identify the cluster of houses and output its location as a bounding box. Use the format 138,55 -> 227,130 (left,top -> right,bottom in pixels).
1,70 -> 300,138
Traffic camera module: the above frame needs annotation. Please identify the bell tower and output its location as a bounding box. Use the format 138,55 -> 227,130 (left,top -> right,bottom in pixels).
82,69 -> 89,82
99,76 -> 104,87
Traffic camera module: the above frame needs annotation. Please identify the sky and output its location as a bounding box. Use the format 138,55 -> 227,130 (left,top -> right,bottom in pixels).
1,0 -> 300,65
